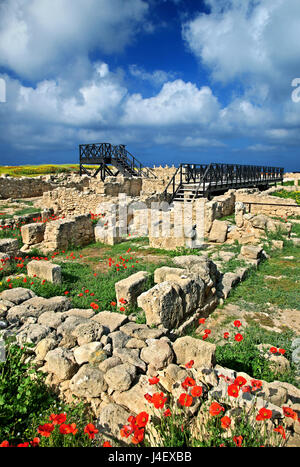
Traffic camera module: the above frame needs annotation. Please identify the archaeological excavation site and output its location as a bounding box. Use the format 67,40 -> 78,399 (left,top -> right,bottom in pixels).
0,148 -> 300,448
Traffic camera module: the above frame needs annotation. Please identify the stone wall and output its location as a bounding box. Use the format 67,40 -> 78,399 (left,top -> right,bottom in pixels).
0,174 -> 90,200
236,192 -> 299,217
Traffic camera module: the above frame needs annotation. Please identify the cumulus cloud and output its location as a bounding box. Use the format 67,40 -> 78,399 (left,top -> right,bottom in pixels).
129,65 -> 177,86
0,0 -> 149,79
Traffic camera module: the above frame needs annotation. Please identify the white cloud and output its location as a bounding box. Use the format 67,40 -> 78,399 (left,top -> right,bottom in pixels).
0,0 -> 149,79
122,80 -> 220,126
129,65 -> 177,86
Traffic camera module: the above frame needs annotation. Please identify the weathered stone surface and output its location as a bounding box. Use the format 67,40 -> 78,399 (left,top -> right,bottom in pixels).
112,375 -> 159,414
240,245 -> 263,260
115,271 -> 149,307
208,220 -> 228,243
35,335 -> 58,361
57,316 -> 90,336
37,311 -> 63,329
97,403 -> 131,443
73,342 -> 104,365
109,331 -> 130,349
140,340 -> 174,371
154,267 -> 186,284
0,238 -> 19,254
99,356 -> 122,373
91,311 -> 128,333
16,323 -> 51,344
156,364 -> 191,393
45,348 -> 78,381
104,363 -> 137,392
173,336 -> 216,369
113,348 -> 147,372
125,338 -> 147,349
71,321 -> 104,346
218,272 -> 240,299
137,281 -> 184,329
27,260 -> 62,284
62,308 -> 96,319
119,322 -> 165,340
21,223 -> 46,246
69,364 -> 108,397
0,287 -> 36,305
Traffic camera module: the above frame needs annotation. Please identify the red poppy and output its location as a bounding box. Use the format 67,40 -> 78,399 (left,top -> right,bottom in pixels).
178,393 -> 193,407
49,413 -> 67,425
241,385 -> 251,393
181,377 -> 196,390
191,386 -> 203,397
84,423 -> 99,440
234,376 -> 247,387
228,384 -> 240,398
131,428 -> 145,445
224,332 -> 230,339
234,333 -> 243,342
17,442 -> 29,447
209,402 -> 225,416
30,438 -> 40,447
199,318 -> 206,324
110,301 -> 117,306
256,407 -> 272,421
37,423 -> 55,437
120,425 -> 133,438
164,409 -> 172,417
221,416 -> 231,429
136,412 -> 149,428
202,334 -> 208,340
59,423 -> 78,435
185,360 -> 194,368
251,379 -> 262,391
148,376 -> 159,385
282,406 -> 298,420
278,348 -> 286,355
103,441 -> 112,447
151,392 -> 167,409
233,320 -> 242,328
274,425 -> 286,440
119,307 -> 125,312
0,441 -> 9,447
204,329 -> 211,335
233,435 -> 243,447
270,347 -> 277,354
144,393 -> 153,403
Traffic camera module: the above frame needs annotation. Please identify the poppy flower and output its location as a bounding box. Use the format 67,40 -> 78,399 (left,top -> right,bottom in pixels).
144,393 -> 153,403
191,386 -> 203,397
202,334 -> 208,340
204,329 -> 211,335
164,409 -> 172,417
59,423 -> 78,435
37,423 -> 55,437
228,384 -> 240,398
17,442 -> 29,447
84,423 -> 99,440
131,428 -> 145,445
178,393 -> 193,407
103,441 -> 112,447
233,320 -> 242,328
30,438 -> 40,447
278,348 -> 286,355
234,333 -> 243,342
181,377 -> 196,390
151,392 -> 167,409
274,425 -> 286,440
185,360 -> 194,368
136,412 -> 149,428
199,318 -> 206,324
221,416 -> 231,429
209,402 -> 225,416
256,407 -> 272,421
148,376 -> 159,385
0,441 -> 9,447
251,379 -> 262,390
270,347 -> 277,354
224,332 -> 230,339
120,425 -> 133,438
234,376 -> 247,387
110,301 -> 117,306
49,413 -> 67,425
233,436 -> 243,447
119,307 -> 125,312
282,406 -> 298,420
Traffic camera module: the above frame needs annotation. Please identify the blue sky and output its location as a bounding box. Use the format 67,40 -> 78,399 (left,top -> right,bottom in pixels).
0,0 -> 300,171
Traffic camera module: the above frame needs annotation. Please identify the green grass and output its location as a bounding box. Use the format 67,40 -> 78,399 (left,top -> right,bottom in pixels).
270,189 -> 300,205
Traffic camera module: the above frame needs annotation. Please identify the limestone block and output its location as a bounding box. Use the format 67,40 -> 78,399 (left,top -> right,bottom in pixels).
27,260 -> 62,284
